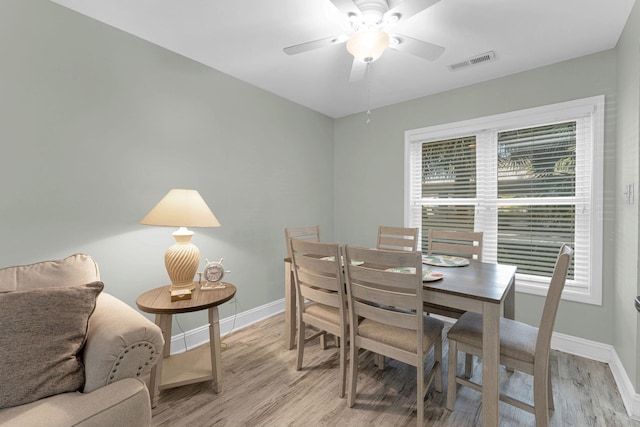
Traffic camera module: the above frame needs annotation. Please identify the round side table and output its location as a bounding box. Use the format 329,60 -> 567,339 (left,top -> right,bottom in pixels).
136,282 -> 236,406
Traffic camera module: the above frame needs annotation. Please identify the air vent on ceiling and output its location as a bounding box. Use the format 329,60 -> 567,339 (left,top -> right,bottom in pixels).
448,51 -> 496,71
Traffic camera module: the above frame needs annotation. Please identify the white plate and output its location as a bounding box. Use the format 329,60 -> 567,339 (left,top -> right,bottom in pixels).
422,255 -> 470,267
385,267 -> 444,282
320,256 -> 364,266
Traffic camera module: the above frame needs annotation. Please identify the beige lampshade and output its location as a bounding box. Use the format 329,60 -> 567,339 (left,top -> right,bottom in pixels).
141,189 -> 220,292
347,29 -> 390,63
140,189 -> 220,228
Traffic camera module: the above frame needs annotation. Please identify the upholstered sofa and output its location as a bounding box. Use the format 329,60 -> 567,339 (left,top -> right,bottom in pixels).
0,254 -> 165,426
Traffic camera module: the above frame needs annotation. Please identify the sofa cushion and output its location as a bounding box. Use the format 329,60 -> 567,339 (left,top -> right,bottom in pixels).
0,253 -> 100,292
0,281 -> 104,409
0,378 -> 151,427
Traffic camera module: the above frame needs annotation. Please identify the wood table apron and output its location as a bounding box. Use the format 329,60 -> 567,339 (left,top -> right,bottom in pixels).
424,261 -> 517,427
136,283 -> 236,407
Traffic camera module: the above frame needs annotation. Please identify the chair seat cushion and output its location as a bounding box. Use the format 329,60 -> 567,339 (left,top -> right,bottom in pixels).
358,315 -> 444,353
304,302 -> 341,325
0,282 -> 104,409
447,311 -> 538,363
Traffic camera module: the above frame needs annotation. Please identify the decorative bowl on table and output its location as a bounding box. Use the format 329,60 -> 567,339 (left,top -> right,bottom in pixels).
422,255 -> 470,267
386,266 -> 444,282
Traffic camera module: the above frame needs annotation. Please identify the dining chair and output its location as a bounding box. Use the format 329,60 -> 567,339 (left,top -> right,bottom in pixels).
376,225 -> 419,251
284,226 -> 321,349
288,238 -> 348,398
373,226 -> 419,369
424,229 -> 485,376
342,245 -> 444,426
427,229 -> 483,260
446,244 -> 574,427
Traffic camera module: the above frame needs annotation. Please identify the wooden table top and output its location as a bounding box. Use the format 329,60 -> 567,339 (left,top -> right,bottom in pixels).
422,261 -> 516,303
136,282 -> 237,315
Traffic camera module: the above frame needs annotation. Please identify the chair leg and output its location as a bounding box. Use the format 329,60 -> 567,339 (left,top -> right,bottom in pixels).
296,321 -> 305,371
533,367 -> 550,427
417,354 -> 425,427
375,353 -> 385,370
338,331 -> 347,398
548,370 -> 554,410
434,334 -> 443,392
464,353 -> 473,379
347,340 -> 358,408
446,339 -> 458,411
320,332 -> 327,349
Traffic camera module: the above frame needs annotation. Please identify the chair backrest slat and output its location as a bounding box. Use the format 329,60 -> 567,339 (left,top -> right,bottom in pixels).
353,300 -> 418,331
350,281 -> 418,311
348,266 -> 418,292
300,284 -> 341,307
295,255 -> 338,277
296,268 -> 341,293
428,229 -> 483,260
377,226 -> 419,252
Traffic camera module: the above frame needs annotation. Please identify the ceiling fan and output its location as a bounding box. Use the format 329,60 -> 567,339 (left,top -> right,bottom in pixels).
283,0 -> 445,82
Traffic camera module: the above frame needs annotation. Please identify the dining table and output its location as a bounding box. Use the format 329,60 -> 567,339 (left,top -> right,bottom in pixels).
283,256 -> 517,427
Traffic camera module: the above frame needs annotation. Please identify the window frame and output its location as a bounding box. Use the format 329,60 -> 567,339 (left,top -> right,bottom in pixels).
404,96 -> 604,305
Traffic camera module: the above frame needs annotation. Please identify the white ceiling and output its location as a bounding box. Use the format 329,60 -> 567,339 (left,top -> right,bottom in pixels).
52,0 -> 635,118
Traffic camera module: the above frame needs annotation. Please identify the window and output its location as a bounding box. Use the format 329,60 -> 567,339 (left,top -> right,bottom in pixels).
405,96 -> 604,305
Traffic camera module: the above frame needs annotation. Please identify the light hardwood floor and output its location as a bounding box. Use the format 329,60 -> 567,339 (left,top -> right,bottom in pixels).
151,313 -> 638,426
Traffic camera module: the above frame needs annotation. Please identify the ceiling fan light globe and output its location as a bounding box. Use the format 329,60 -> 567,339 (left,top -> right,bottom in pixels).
347,29 -> 390,63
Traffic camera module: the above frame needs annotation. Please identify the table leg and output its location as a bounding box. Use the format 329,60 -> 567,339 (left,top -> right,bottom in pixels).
482,302 -> 500,427
149,314 -> 171,407
503,276 -> 516,320
209,307 -> 222,393
503,277 -> 516,374
284,260 -> 296,350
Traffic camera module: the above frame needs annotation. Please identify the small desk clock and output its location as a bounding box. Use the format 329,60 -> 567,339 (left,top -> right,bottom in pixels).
201,258 -> 231,290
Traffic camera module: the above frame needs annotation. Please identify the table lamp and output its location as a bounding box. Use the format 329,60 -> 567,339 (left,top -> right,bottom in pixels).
140,189 -> 220,292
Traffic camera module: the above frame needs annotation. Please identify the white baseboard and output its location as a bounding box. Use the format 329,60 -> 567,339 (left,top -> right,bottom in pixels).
171,301 -> 640,420
551,331 -> 640,420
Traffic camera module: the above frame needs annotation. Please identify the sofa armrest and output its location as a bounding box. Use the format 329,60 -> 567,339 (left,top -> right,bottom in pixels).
82,293 -> 164,393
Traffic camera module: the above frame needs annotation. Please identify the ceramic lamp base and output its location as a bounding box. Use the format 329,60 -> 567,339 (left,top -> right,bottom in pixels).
165,227 -> 199,291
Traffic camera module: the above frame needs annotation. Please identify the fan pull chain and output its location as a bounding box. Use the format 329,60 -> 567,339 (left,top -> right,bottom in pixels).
366,62 -> 372,124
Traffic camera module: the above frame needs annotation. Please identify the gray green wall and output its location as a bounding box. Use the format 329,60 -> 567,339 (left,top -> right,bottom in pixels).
615,1 -> 640,389
335,52 -> 617,343
0,0 -> 335,331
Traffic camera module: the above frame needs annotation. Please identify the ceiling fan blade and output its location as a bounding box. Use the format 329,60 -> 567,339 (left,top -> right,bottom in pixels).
389,34 -> 444,61
349,59 -> 368,83
385,0 -> 442,23
283,35 -> 348,55
328,0 -> 361,18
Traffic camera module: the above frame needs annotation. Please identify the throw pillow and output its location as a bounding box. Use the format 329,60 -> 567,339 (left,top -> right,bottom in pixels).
0,281 -> 104,409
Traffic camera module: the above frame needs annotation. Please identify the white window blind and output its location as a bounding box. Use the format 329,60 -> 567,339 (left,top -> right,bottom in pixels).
419,136 -> 477,250
404,96 -> 604,305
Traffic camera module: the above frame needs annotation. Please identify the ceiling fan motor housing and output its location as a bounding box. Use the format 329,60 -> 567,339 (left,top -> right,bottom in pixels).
353,0 -> 389,28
